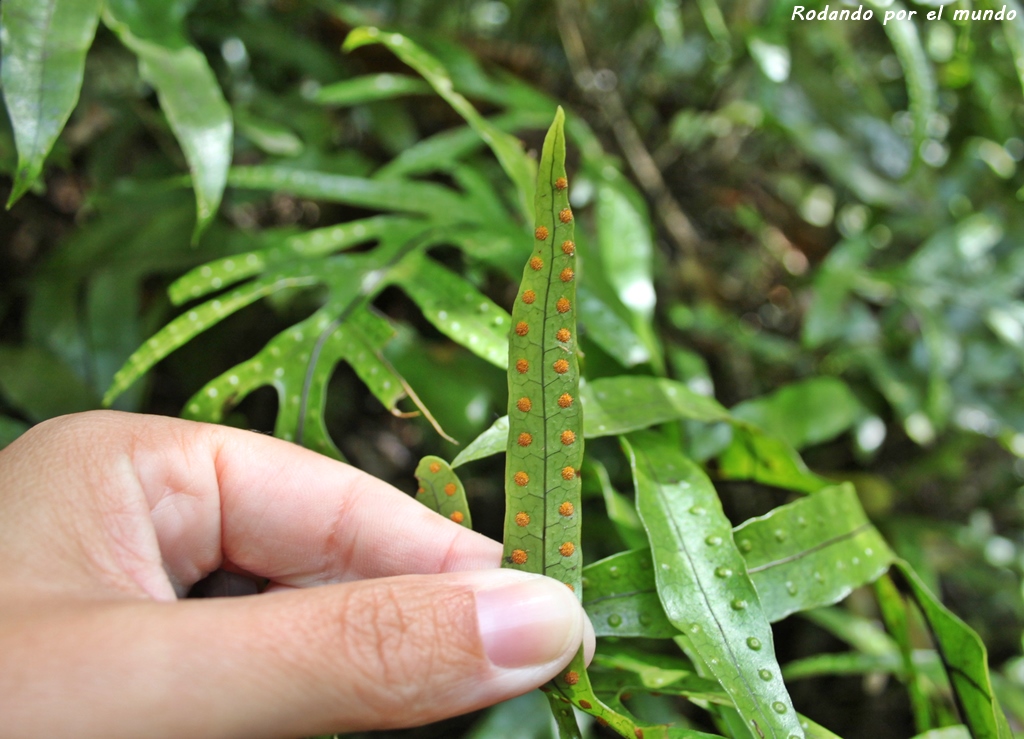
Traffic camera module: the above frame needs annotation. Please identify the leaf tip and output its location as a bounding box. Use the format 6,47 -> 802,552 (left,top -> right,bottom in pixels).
342,26 -> 380,53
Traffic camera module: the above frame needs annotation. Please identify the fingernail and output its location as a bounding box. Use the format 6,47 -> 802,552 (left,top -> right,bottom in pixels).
475,575 -> 583,669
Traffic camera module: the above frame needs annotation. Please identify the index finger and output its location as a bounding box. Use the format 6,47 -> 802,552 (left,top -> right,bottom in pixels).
6,412 -> 502,594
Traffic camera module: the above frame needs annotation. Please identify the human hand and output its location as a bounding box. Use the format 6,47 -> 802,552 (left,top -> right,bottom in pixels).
0,411 -> 593,738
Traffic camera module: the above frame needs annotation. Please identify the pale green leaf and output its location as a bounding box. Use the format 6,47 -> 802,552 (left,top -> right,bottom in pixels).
2,0 -> 102,205
227,165 -> 470,217
730,377 -> 866,450
103,0 -> 232,241
313,73 -> 432,106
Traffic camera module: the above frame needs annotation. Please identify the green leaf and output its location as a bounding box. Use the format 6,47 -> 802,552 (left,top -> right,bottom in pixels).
414,456 -> 473,528
875,574 -> 934,733
313,73 -> 432,106
452,414 -> 509,467
577,282 -> 653,368
782,651 -> 903,681
864,0 -> 936,158
625,430 -> 803,739
183,303 -> 413,459
891,560 -> 1013,739
168,216 -> 408,305
0,344 -> 99,421
502,107 -> 582,588
718,425 -> 831,494
1,0 -> 102,205
451,376 -> 731,466
590,457 -> 648,550
103,0 -> 232,241
375,110 -> 551,180
734,483 -> 894,622
392,252 -> 512,369
582,376 -> 731,436
1001,0 -> 1024,98
730,378 -> 866,450
104,267 -> 320,405
910,728 -> 971,739
583,548 -> 678,639
234,112 -> 304,157
227,165 -> 470,217
344,27 -> 536,220
594,181 -> 661,366
544,692 -> 583,739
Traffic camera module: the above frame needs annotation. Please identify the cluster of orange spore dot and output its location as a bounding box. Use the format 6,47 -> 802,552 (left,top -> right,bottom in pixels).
556,298 -> 571,314
529,256 -> 543,270
514,511 -> 530,527
561,466 -> 576,480
555,177 -> 568,190
559,542 -> 575,557
517,397 -> 532,412
429,462 -> 441,474
565,583 -> 575,592
557,393 -> 573,408
559,501 -> 575,517
513,471 -> 529,486
561,240 -> 575,255
560,268 -> 574,283
561,430 -> 576,445
516,359 -> 529,374
515,321 -> 529,336
444,483 -> 457,496
522,290 -> 536,304
534,226 -> 549,240
517,432 -> 532,447
564,671 -> 580,685
553,359 -> 569,374
556,328 -> 571,342
450,511 -> 464,523
559,208 -> 573,223
579,700 -> 592,710
510,549 -> 528,565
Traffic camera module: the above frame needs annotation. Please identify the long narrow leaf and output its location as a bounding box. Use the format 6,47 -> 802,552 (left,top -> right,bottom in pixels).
344,27 -> 536,219
625,431 -> 803,739
103,0 -> 232,240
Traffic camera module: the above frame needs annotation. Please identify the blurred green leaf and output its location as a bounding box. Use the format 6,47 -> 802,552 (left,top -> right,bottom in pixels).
730,378 -> 866,450
344,27 -> 537,220
227,165 -> 470,217
103,0 -> 232,241
313,73 -> 432,106
0,345 -> 99,421
1,0 -> 101,205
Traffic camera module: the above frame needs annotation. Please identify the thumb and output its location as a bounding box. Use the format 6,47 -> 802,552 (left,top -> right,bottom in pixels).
6,570 -> 593,738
